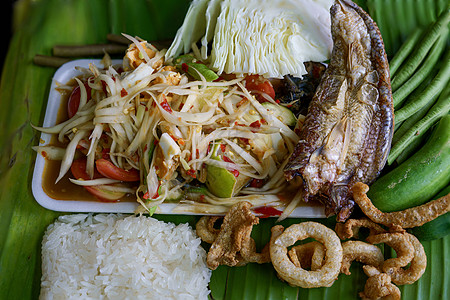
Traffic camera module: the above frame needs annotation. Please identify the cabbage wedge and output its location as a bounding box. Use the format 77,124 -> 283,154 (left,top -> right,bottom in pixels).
166,0 -> 334,78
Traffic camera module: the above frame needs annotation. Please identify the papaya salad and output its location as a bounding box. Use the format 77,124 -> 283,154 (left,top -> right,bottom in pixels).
33,35 -> 326,216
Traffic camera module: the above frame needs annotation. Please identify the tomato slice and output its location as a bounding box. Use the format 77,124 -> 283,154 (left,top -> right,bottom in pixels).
68,81 -> 92,118
70,158 -> 98,180
84,185 -> 126,202
244,74 -> 276,101
70,158 -> 125,201
95,159 -> 140,182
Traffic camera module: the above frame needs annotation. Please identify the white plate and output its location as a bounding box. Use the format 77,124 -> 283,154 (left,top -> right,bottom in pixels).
32,59 -> 326,217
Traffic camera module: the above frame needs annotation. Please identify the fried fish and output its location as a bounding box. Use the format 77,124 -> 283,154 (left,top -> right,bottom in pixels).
284,0 -> 394,221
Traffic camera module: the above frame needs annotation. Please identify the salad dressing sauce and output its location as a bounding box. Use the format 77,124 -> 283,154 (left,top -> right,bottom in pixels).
41,85 -> 135,202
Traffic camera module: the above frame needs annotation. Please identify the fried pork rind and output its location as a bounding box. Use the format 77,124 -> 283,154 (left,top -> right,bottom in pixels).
352,182 -> 450,228
366,233 -> 414,272
205,201 -> 270,270
359,273 -> 401,300
269,222 -> 343,288
363,264 -> 382,278
196,216 -> 222,244
341,241 -> 384,275
335,218 -> 386,240
387,233 -> 427,285
288,241 -> 325,271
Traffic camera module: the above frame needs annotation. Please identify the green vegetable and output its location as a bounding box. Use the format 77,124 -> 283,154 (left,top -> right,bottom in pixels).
368,115 -> 450,212
205,142 -> 249,198
185,62 -> 219,81
389,27 -> 424,77
392,32 -> 447,108
394,50 -> 450,124
392,72 -> 435,132
409,185 -> 450,241
187,185 -> 209,195
393,114 -> 432,165
174,54 -> 219,81
391,71 -> 436,145
388,84 -> 450,164
174,54 -> 196,65
261,102 -> 297,126
390,6 -> 450,92
205,163 -> 239,198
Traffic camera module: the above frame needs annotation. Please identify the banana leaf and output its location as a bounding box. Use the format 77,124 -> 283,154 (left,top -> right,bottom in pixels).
0,0 -> 448,299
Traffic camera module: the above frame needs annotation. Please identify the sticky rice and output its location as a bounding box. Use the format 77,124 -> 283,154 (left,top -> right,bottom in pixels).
40,214 -> 211,299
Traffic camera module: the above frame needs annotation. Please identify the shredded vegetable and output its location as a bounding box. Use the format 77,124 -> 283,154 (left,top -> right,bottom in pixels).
34,36 -> 305,216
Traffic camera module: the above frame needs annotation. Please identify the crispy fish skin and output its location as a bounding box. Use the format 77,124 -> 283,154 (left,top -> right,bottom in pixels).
284,0 -> 394,221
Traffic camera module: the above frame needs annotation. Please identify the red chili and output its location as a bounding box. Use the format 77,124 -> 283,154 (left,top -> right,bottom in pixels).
239,137 -> 250,145
160,97 -> 173,113
230,169 -> 240,177
186,169 -> 197,178
101,80 -> 108,94
182,63 -> 189,73
143,181 -> 161,199
250,178 -> 265,188
253,206 -> 282,218
152,182 -> 161,199
120,88 -> 128,97
250,120 -> 261,128
222,156 -> 239,177
222,155 -> 233,163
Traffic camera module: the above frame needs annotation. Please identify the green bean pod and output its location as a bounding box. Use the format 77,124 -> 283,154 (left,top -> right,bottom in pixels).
389,28 -> 424,78
394,50 -> 450,124
391,7 -> 450,91
392,33 -> 447,108
389,83 -> 450,164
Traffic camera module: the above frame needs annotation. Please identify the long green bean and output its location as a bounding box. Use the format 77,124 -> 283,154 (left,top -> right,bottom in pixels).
394,129 -> 429,165
391,7 -> 450,91
389,28 -> 424,78
392,33 -> 447,108
388,84 -> 450,165
394,50 -> 450,123
391,73 -> 436,145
